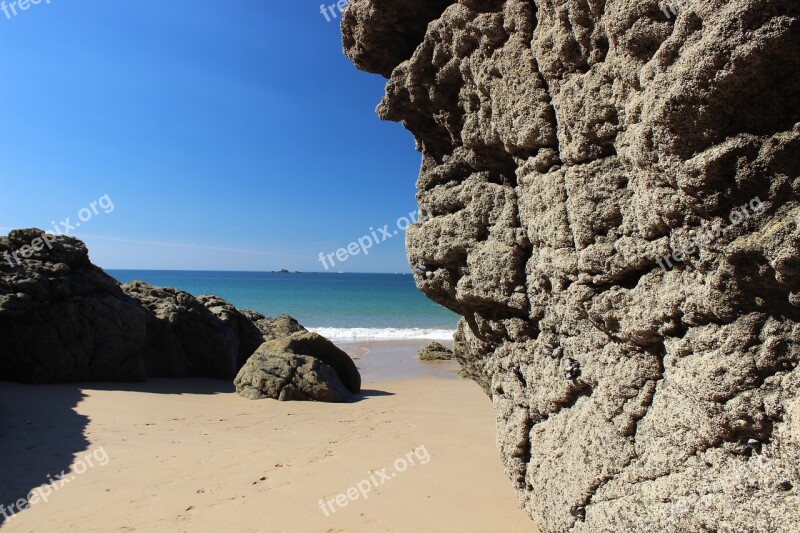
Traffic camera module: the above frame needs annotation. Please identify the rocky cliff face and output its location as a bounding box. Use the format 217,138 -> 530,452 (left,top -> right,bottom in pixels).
342,1 -> 800,531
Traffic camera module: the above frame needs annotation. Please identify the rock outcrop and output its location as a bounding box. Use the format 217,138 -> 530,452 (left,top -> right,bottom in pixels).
0,231 -> 267,382
417,341 -> 454,361
121,282 -> 264,379
0,229 -> 150,382
0,231 -> 361,398
342,1 -> 800,531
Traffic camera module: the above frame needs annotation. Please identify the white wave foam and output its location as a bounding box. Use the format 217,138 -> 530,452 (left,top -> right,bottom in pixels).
308,327 -> 456,342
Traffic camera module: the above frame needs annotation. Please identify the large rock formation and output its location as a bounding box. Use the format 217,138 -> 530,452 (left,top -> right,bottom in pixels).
342,1 -> 800,531
0,229 -> 150,382
0,230 -> 361,398
121,282 -> 264,379
0,231 -> 266,382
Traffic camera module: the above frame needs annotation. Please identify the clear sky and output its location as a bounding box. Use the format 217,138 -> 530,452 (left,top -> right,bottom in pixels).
0,0 -> 423,273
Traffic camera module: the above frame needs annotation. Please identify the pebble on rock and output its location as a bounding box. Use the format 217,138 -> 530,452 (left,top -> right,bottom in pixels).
571,507 -> 586,522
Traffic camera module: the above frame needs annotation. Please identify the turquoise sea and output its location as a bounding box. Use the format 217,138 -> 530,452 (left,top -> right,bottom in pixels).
107,270 -> 459,341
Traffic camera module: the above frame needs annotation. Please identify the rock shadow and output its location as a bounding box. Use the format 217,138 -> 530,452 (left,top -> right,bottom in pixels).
0,382 -> 88,527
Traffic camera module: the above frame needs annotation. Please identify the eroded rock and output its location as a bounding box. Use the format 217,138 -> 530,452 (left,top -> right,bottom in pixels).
245,312 -> 308,341
418,341 -> 454,361
342,1 -> 800,531
122,281 -> 263,379
263,331 -> 361,394
234,345 -> 355,403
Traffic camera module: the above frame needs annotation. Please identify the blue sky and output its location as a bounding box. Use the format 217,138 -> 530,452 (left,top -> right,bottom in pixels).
0,0 -> 423,272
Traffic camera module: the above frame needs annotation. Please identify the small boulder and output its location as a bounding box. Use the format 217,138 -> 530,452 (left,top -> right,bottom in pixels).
234,346 -> 354,403
263,331 -> 361,394
418,342 -> 454,361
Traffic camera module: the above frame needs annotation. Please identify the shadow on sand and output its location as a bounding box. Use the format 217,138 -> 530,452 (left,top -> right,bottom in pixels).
0,377 -> 397,526
356,389 -> 396,401
0,377 -> 394,525
0,382 -> 88,527
0,378 -> 233,527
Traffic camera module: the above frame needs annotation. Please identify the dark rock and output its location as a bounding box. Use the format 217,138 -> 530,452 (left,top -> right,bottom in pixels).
0,229 -> 149,383
564,358 -> 581,380
197,295 -> 266,367
0,230 -> 282,383
570,507 -> 586,522
121,281 -> 258,379
0,231 -> 357,398
418,341 -> 454,361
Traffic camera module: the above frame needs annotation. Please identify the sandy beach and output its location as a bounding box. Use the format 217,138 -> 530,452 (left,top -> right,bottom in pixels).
0,341 -> 537,532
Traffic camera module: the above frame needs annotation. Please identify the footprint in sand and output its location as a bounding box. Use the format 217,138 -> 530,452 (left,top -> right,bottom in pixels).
360,513 -> 379,525
176,505 -> 196,528
309,447 -> 336,464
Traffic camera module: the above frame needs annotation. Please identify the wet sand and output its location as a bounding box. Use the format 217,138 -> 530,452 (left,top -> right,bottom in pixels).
338,339 -> 461,381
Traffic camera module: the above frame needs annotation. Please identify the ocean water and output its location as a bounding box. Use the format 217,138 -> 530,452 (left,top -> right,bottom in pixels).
107,270 -> 459,341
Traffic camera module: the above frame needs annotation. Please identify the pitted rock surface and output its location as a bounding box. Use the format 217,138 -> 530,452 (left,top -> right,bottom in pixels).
343,1 -> 800,531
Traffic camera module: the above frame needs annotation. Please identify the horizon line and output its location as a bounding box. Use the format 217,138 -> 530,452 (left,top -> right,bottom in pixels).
103,268 -> 415,275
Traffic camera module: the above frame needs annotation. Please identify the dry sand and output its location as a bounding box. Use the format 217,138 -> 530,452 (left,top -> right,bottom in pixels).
0,341 -> 538,532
